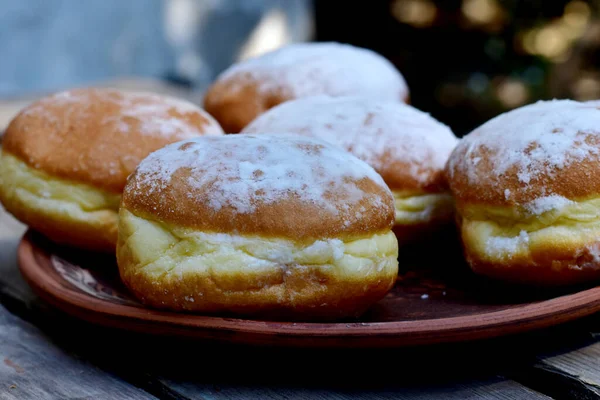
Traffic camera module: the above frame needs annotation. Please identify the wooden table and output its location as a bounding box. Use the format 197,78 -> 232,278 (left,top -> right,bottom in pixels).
2,82 -> 600,399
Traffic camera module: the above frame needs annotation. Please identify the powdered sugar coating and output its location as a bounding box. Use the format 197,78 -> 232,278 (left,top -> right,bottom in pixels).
448,99 -> 600,211
243,96 -> 457,189
131,133 -> 391,216
486,231 -> 530,257
587,100 -> 600,107
523,195 -> 574,215
217,42 -> 408,101
3,87 -> 224,193
24,88 -> 223,137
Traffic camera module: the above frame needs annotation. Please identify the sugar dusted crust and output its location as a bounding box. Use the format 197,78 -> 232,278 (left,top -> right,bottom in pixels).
446,100 -> 600,207
117,209 -> 398,318
122,134 -> 395,242
243,96 -> 458,192
2,88 -> 224,193
203,42 -> 409,133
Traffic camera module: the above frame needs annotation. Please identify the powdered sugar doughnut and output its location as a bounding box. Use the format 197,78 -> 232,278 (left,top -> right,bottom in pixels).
118,134 -> 398,319
243,96 -> 458,244
203,42 -> 409,133
446,99 -> 600,285
0,88 -> 224,252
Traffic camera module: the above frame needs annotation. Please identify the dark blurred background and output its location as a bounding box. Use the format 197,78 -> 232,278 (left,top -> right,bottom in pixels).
1,0 -> 599,136
315,0 -> 600,136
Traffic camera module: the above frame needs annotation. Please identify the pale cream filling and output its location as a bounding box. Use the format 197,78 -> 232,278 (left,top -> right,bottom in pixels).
0,150 -> 121,225
393,190 -> 454,225
118,208 -> 399,280
461,199 -> 600,264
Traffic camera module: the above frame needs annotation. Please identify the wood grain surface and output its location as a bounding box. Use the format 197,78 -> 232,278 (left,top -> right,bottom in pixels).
162,379 -> 551,400
0,305 -> 151,400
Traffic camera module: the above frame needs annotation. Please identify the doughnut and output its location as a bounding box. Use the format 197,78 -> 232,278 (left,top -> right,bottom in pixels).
0,88 -> 223,252
117,134 -> 398,319
446,99 -> 600,285
203,42 -> 409,133
242,96 -> 458,245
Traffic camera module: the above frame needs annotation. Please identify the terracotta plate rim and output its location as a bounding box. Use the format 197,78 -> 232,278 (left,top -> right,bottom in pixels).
17,230 -> 600,346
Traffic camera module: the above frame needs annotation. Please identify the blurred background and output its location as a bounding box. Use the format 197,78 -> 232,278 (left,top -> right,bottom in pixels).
0,0 -> 599,136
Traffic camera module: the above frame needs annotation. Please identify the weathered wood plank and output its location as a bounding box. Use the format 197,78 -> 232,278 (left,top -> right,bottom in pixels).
509,361 -> 600,400
0,212 -> 30,301
146,337 -> 557,400
0,207 -> 26,240
163,378 -> 549,400
0,225 -> 190,398
501,314 -> 600,398
540,342 -> 600,394
0,304 -> 154,400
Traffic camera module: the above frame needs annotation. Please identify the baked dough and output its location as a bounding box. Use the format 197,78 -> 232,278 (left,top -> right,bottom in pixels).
118,134 -> 398,319
243,96 -> 458,244
0,88 -> 223,251
446,99 -> 600,285
204,42 -> 409,133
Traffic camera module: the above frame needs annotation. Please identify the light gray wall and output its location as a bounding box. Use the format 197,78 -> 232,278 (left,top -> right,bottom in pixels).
0,0 -> 313,96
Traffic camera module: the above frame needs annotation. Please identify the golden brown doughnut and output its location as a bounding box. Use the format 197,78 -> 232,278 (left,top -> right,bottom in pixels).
203,42 -> 409,133
242,96 -> 458,245
0,88 -> 223,252
117,134 -> 398,319
446,99 -> 600,285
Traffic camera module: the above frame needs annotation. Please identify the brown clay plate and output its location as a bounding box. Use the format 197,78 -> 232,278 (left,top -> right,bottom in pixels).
18,230 -> 600,348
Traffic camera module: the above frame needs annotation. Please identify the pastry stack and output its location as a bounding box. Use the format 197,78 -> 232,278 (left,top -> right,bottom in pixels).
2,41 -> 599,321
